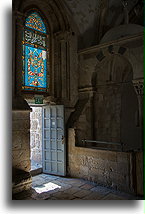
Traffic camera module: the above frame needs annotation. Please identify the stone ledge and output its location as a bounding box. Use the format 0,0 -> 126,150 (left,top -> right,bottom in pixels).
12,178 -> 32,195
12,168 -> 32,195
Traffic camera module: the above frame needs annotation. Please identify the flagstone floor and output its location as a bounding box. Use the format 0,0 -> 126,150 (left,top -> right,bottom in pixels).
13,173 -> 140,200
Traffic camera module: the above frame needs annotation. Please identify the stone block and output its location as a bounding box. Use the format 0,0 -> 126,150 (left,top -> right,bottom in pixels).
79,165 -> 89,176
117,161 -> 129,175
12,168 -> 32,195
115,183 -> 132,193
80,183 -> 95,190
82,192 -> 104,200
12,179 -> 32,195
12,131 -> 30,150
12,111 -> 30,120
109,172 -> 128,186
12,150 -> 30,162
13,159 -> 31,172
136,152 -> 143,195
102,193 -> 125,200
52,192 -> 75,200
117,152 -> 130,163
90,186 -> 110,195
30,120 -> 38,131
64,187 -> 81,195
100,152 -> 117,162
13,119 -> 30,131
68,129 -> 136,193
73,189 -> 91,198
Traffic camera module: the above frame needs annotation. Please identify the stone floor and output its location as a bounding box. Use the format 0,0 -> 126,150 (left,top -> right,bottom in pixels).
13,173 -> 140,200
30,160 -> 42,176
13,174 -> 139,200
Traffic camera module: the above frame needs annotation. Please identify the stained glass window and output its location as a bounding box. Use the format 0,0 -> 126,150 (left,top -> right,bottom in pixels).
22,12 -> 48,92
25,12 -> 46,33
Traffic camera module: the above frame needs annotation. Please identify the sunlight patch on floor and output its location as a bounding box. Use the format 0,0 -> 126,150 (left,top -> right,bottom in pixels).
33,182 -> 61,194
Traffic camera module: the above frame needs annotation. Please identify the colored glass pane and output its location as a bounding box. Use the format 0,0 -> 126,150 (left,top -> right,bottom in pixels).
24,46 -> 47,90
24,30 -> 46,47
25,12 -> 46,33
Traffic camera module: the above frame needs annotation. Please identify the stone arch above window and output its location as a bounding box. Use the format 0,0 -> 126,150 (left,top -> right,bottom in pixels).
14,0 -> 77,105
22,11 -> 49,93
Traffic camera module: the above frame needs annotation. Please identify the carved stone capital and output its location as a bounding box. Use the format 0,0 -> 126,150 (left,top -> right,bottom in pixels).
132,78 -> 144,96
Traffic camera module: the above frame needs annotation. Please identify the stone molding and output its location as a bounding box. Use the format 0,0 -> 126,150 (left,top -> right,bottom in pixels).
78,33 -> 143,55
132,78 -> 144,96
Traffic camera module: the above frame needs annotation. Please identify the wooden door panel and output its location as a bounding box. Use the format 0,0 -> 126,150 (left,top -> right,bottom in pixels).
42,105 -> 66,176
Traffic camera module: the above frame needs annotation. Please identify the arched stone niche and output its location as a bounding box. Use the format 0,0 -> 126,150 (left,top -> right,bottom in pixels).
93,52 -> 142,151
95,43 -> 143,80
94,54 -> 133,85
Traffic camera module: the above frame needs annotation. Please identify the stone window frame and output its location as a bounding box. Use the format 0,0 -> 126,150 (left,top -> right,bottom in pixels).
21,8 -> 51,96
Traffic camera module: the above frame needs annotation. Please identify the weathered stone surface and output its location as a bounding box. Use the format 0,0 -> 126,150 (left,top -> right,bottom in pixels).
82,192 -> 105,200
12,150 -> 30,162
12,111 -> 30,120
13,119 -> 30,131
30,107 -> 42,165
63,187 -> 81,195
80,183 -> 95,190
136,152 -> 143,195
12,110 -> 31,193
13,173 -> 139,200
52,192 -> 75,200
12,0 -> 143,199
12,131 -> 30,150
73,189 -> 91,198
102,193 -> 125,200
67,128 -> 133,193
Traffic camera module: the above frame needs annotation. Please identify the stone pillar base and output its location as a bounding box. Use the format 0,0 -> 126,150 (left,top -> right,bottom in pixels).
12,168 -> 32,195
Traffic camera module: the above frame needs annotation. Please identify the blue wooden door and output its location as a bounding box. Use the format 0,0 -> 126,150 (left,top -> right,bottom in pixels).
42,105 -> 66,176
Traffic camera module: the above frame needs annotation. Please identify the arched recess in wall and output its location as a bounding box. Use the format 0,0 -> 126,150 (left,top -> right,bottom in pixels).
93,54 -> 140,151
14,0 -> 77,105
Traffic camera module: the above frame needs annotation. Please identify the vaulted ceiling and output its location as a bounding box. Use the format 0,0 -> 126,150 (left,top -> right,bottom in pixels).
63,0 -> 143,48
13,0 -> 143,49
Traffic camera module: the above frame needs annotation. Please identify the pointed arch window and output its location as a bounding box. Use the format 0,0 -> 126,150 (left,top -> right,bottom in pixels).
22,11 -> 48,92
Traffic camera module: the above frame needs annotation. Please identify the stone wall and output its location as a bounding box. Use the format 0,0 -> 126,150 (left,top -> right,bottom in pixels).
30,107 -> 42,165
76,35 -> 143,151
74,96 -> 94,146
12,110 -> 32,194
136,152 -> 143,195
68,128 -> 143,195
94,85 -> 121,143
64,0 -> 143,49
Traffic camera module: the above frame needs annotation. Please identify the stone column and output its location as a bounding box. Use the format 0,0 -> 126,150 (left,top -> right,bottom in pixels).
12,11 -> 32,195
53,31 -> 71,103
15,11 -> 25,96
13,11 -> 30,109
12,110 -> 32,195
132,78 -> 144,196
132,78 -> 144,132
